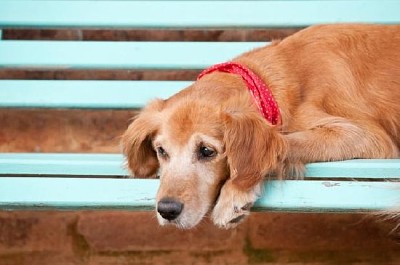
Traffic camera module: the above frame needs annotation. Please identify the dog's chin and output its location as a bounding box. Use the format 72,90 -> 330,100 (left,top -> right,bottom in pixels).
156,212 -> 205,229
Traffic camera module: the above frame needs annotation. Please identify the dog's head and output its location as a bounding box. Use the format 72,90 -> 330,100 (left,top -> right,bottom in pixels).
122,74 -> 287,229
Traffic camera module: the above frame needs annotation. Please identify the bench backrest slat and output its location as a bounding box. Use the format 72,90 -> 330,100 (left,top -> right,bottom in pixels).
0,80 -> 187,109
0,41 -> 265,70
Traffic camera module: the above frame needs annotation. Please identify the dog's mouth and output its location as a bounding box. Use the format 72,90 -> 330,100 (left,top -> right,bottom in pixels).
156,211 -> 202,230
161,219 -> 191,229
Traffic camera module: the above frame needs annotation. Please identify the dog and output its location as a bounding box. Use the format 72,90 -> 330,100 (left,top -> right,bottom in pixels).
122,24 -> 400,229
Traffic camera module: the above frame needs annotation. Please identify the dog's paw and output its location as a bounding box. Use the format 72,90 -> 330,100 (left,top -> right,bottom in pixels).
211,181 -> 261,229
281,159 -> 306,179
212,201 -> 253,229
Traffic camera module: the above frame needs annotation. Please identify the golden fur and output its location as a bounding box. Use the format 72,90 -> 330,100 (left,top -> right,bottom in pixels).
122,24 -> 400,229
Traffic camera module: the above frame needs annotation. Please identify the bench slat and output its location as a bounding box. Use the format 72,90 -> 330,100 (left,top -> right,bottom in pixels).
306,160 -> 400,179
0,177 -> 158,210
0,41 -> 264,70
0,153 -> 399,179
0,153 -> 128,177
1,1 -> 399,28
0,80 -> 188,109
256,180 -> 399,212
0,177 -> 397,211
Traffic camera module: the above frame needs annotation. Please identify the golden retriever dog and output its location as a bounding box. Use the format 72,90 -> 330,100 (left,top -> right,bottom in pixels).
122,24 -> 400,229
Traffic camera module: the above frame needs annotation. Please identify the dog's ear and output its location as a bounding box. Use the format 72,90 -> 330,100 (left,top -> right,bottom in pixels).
121,99 -> 164,178
223,109 -> 287,190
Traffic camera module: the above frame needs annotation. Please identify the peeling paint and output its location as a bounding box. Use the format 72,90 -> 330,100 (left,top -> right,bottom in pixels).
322,182 -> 340,187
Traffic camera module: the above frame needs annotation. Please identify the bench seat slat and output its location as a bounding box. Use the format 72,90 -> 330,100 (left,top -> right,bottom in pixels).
0,41 -> 264,70
306,160 -> 400,179
256,180 -> 399,212
0,177 -> 397,211
0,177 -> 158,210
0,153 -> 399,179
1,1 -> 399,28
0,80 -> 188,109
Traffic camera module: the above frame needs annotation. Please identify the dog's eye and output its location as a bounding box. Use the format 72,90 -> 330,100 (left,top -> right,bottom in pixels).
198,146 -> 216,160
156,146 -> 168,158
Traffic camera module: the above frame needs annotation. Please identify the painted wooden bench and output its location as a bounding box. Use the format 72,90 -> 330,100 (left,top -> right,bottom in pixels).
0,0 -> 399,212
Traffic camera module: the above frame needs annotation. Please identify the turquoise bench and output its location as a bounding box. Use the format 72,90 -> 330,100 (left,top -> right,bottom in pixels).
0,1 -> 399,213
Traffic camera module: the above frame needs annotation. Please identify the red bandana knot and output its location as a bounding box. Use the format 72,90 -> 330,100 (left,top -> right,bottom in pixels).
197,62 -> 281,125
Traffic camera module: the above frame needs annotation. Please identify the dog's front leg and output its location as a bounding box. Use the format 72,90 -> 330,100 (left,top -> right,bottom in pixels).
211,180 -> 262,229
284,116 -> 399,173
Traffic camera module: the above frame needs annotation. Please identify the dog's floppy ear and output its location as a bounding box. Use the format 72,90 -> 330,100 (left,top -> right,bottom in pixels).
223,108 -> 287,190
121,99 -> 164,178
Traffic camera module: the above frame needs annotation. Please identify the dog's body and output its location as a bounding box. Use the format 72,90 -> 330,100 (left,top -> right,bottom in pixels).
123,24 -> 400,229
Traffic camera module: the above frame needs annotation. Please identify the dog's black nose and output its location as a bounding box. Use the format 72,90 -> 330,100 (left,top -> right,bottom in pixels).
157,198 -> 184,221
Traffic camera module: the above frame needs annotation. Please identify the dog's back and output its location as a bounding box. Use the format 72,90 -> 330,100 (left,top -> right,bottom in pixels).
237,24 -> 400,148
291,24 -> 400,141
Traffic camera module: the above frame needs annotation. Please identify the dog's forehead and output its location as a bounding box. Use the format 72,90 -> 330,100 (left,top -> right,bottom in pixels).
160,102 -> 223,146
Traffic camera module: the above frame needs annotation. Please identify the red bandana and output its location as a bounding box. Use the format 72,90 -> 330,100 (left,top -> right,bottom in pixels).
197,62 -> 281,125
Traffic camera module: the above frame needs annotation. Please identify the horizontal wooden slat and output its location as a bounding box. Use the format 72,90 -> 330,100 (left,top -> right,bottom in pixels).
0,177 -> 397,211
0,153 -> 129,177
0,80 -> 188,109
0,177 -> 158,210
1,1 -> 399,28
255,180 -> 399,212
0,153 -> 399,179
306,160 -> 400,179
0,41 -> 264,70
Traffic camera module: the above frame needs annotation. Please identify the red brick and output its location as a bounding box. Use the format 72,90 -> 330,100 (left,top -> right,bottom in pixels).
0,253 -> 84,265
3,29 -> 300,42
246,212 -> 400,263
0,211 -> 76,254
77,211 -> 245,252
248,213 -> 398,250
0,109 -> 135,153
88,251 -> 248,265
3,29 -> 82,40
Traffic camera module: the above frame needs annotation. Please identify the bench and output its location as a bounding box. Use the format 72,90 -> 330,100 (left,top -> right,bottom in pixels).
0,0 -> 399,213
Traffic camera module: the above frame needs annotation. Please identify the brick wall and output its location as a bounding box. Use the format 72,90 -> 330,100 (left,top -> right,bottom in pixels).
0,211 -> 399,264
